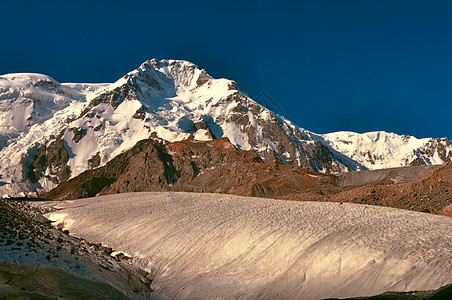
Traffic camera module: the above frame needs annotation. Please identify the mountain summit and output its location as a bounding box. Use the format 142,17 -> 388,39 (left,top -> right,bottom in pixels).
0,59 -> 451,196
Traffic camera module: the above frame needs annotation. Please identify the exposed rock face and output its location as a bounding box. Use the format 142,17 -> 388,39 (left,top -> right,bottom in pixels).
27,138 -> 71,185
44,138 -> 175,200
102,140 -> 178,195
88,152 -> 101,168
44,137 -> 334,200
436,137 -> 452,162
221,93 -> 357,172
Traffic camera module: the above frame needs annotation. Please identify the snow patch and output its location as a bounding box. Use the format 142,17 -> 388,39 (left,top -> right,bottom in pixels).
193,129 -> 213,141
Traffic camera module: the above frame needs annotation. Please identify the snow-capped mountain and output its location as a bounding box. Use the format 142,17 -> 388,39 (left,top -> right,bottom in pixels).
0,59 -> 451,196
322,131 -> 452,170
0,73 -> 96,147
55,58 -> 356,176
0,74 -> 108,195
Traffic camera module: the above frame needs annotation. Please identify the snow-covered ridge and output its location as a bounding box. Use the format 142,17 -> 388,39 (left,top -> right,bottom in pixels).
322,131 -> 452,170
0,73 -> 110,195
0,73 -> 78,135
0,73 -> 108,137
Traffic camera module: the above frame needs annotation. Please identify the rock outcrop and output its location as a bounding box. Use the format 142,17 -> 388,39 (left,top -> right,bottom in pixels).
27,138 -> 71,185
44,136 -> 335,200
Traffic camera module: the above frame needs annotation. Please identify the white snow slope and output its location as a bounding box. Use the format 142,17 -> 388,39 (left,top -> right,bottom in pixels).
1,60 -> 451,196
0,73 -> 109,195
322,131 -> 452,170
43,192 -> 452,300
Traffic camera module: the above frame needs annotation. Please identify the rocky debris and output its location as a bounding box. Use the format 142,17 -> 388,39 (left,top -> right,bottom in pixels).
444,203 -> 452,217
336,165 -> 440,187
328,163 -> 452,215
328,283 -> 452,299
0,198 -> 153,299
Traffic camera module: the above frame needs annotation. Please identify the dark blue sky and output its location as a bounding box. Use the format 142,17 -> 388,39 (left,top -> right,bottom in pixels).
3,1 -> 452,139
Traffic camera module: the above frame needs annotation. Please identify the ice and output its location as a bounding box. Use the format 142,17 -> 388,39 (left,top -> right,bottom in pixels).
43,192 -> 452,300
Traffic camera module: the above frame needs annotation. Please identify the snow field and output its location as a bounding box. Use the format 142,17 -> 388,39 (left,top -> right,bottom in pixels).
43,192 -> 452,299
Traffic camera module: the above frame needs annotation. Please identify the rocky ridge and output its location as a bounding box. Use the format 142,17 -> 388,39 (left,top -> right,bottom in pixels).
44,133 -> 332,200
327,162 -> 452,215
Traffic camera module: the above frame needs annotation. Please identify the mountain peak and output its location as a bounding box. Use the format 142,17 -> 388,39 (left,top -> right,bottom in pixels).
1,59 -> 451,197
0,73 -> 60,90
136,58 -> 215,89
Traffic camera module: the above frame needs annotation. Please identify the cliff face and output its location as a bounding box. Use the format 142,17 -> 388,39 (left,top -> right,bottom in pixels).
27,138 -> 71,185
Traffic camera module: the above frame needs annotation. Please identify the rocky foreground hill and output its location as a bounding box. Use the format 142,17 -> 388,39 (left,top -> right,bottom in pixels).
0,198 -> 152,299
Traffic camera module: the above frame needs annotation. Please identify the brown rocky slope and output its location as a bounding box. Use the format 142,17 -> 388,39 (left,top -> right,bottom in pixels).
327,162 -> 452,215
44,136 -> 337,200
44,136 -> 452,216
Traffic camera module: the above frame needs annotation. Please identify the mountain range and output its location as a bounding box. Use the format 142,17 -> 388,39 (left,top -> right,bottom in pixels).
2,59 -> 452,299
1,59 -> 451,197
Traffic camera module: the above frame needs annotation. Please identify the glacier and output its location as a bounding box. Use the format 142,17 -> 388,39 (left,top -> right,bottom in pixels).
43,192 -> 452,299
